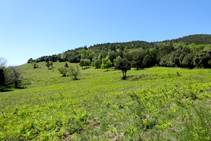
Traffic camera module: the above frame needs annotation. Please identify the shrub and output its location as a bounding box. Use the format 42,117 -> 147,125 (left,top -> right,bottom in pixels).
58,67 -> 67,77
68,65 -> 80,80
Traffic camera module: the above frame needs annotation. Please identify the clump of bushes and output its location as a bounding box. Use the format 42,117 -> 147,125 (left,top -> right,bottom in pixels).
58,67 -> 68,77
68,65 -> 80,80
58,65 -> 81,80
0,58 -> 23,88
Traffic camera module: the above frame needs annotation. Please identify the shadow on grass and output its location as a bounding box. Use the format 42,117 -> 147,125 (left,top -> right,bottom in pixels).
134,68 -> 145,70
121,75 -> 141,81
122,76 -> 127,80
15,86 -> 25,89
0,85 -> 26,92
0,89 -> 13,92
82,66 -> 91,70
48,67 -> 54,70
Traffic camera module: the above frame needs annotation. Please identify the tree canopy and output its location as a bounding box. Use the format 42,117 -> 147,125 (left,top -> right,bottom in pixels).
27,34 -> 211,73
101,58 -> 112,71
114,58 -> 131,79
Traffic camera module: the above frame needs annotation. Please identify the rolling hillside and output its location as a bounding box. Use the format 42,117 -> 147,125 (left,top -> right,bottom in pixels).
1,62 -> 211,140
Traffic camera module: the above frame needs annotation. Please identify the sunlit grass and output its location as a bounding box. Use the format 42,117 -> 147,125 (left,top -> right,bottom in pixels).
1,62 -> 211,140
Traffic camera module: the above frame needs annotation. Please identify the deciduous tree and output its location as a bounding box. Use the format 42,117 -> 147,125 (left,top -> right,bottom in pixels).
46,61 -> 50,69
50,62 -> 53,68
58,67 -> 68,77
101,58 -> 112,71
68,65 -> 80,80
7,66 -> 22,88
64,62 -> 69,68
114,58 -> 131,79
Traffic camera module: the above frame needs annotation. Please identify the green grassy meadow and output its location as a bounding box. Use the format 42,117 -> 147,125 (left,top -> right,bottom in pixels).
1,62 -> 211,140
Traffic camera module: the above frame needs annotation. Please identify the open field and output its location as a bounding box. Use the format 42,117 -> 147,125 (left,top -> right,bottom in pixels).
1,62 -> 211,140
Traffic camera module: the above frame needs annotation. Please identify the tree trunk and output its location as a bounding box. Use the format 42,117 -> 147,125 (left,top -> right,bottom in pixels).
15,81 -> 18,88
122,71 -> 126,79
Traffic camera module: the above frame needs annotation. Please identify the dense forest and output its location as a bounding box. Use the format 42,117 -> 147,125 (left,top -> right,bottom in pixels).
28,34 -> 211,69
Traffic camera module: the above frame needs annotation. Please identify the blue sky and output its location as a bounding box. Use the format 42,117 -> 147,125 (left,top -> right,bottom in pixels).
0,0 -> 211,66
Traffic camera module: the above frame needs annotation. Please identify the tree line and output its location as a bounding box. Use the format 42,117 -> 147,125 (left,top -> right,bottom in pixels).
26,34 -> 211,79
28,34 -> 211,64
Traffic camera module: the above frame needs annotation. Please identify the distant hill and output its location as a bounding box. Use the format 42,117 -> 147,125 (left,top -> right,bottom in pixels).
29,34 -> 211,65
158,34 -> 211,45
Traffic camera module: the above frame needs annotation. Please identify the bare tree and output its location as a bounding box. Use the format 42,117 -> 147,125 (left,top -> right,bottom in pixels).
0,57 -> 7,68
7,66 -> 22,88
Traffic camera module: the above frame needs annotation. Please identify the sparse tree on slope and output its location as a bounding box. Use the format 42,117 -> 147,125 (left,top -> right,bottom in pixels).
68,65 -> 80,80
64,62 -> 69,68
46,61 -> 50,69
33,63 -> 38,69
58,67 -> 67,77
50,62 -> 53,68
27,58 -> 34,63
114,58 -> 131,79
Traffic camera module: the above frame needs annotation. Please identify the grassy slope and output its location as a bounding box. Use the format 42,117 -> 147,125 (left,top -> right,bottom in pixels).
1,62 -> 211,140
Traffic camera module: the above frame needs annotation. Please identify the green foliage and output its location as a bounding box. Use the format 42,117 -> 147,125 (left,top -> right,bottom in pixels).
131,50 -> 145,69
160,54 -> 170,67
81,49 -> 88,59
80,59 -> 91,69
189,43 -> 197,50
142,54 -> 153,68
114,58 -> 131,79
181,53 -> 195,68
91,57 -> 101,68
161,34 -> 211,45
101,58 -> 112,71
0,58 -> 6,87
46,61 -> 50,69
1,63 -> 211,140
64,62 -> 68,68
33,63 -> 38,69
58,67 -> 67,77
180,104 -> 211,140
6,66 -> 22,88
208,59 -> 211,67
169,49 -> 182,67
27,34 -> 211,70
0,68 -> 5,86
50,62 -> 53,68
60,52 -> 67,61
68,65 -> 80,80
27,58 -> 34,63
113,56 -> 121,66
173,42 -> 188,49
193,50 -> 211,68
